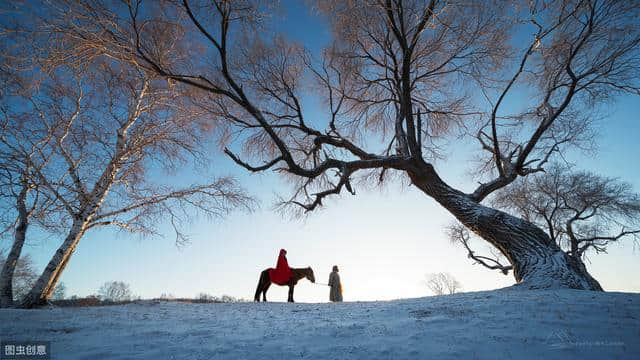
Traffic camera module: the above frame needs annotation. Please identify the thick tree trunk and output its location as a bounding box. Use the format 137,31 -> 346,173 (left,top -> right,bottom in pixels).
18,95 -> 134,309
21,165 -> 116,308
20,220 -> 87,308
408,162 -> 603,291
0,185 -> 30,307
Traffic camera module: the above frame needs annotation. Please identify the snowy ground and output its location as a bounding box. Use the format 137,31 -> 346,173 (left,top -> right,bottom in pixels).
1,288 -> 638,359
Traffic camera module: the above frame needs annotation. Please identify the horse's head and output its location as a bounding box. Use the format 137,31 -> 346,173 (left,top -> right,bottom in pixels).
306,267 -> 315,283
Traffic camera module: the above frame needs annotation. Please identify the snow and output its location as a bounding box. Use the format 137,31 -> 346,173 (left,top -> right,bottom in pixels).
1,288 -> 639,359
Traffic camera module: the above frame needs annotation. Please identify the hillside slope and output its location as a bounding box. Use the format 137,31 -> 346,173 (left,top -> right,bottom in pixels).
1,288 -> 638,359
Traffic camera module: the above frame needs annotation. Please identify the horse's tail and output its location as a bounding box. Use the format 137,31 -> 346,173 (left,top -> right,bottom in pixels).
254,270 -> 267,301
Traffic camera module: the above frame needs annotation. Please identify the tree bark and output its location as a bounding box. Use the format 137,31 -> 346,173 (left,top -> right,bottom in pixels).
20,112 -> 130,308
20,219 -> 87,308
0,185 -> 30,307
21,175 -> 112,308
408,161 -> 603,291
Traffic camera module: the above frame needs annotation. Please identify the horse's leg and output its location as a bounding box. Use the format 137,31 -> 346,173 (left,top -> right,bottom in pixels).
288,285 -> 294,303
254,270 -> 266,302
262,281 -> 271,302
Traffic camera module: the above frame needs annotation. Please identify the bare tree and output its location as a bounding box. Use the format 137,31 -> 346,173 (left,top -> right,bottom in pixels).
0,251 -> 38,302
19,64 -> 252,308
494,166 -> 640,259
449,165 -> 640,276
0,135 -> 40,306
98,281 -> 132,302
0,23 -> 254,307
0,58 -> 61,307
43,0 -> 640,291
425,272 -> 462,295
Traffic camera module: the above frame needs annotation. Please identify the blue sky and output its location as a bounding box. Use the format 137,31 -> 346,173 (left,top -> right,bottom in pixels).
10,1 -> 640,302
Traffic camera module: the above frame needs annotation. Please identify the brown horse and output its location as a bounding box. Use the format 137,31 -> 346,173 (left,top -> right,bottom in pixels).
254,267 -> 315,302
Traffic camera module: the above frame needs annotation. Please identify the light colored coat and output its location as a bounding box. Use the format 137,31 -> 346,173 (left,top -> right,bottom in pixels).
328,271 -> 343,302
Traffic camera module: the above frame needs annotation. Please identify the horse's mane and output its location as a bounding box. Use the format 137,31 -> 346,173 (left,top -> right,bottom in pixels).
290,267 -> 314,280
291,267 -> 312,274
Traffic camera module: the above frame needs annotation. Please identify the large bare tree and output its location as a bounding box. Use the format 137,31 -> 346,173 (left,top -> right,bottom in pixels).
0,122 -> 52,307
0,27 -> 253,307
41,0 -> 640,291
495,166 -> 640,259
25,64 -> 251,308
448,165 -> 640,279
0,57 -> 61,307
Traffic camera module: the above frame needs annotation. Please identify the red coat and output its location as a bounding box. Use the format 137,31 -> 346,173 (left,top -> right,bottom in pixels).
268,249 -> 292,285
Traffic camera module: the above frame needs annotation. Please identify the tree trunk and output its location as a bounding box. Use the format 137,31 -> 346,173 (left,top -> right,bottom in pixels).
20,167 -> 116,308
0,185 -> 30,307
20,220 -> 87,308
20,132 -> 124,308
408,162 -> 603,291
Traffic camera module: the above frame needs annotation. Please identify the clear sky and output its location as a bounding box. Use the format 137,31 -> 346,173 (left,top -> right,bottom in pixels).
12,1 -> 640,302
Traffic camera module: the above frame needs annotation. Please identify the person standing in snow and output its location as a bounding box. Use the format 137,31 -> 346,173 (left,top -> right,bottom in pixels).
328,265 -> 343,302
268,249 -> 292,285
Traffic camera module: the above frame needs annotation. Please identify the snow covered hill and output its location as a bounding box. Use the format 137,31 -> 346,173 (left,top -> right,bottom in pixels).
1,288 -> 638,359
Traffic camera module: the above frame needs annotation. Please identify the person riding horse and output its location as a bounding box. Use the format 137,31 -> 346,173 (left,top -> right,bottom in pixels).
254,249 -> 315,302
268,249 -> 292,285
